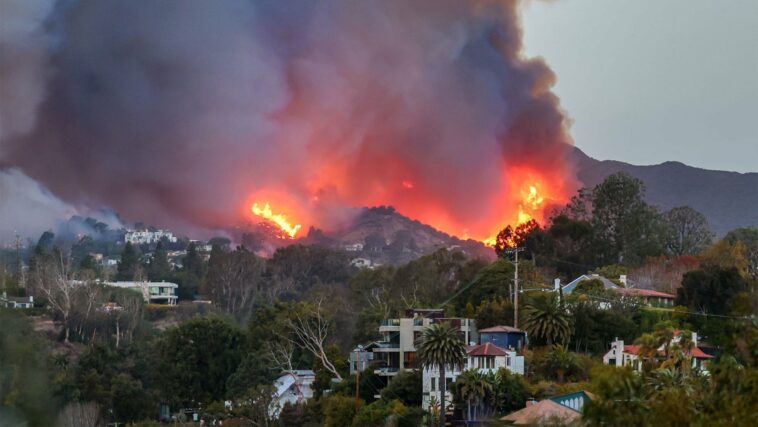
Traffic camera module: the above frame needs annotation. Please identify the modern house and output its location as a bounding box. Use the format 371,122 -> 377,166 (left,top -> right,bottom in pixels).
370,309 -> 477,386
0,292 -> 34,309
479,325 -> 527,351
270,370 -> 316,417
613,288 -> 675,307
603,331 -> 714,373
104,281 -> 179,305
501,390 -> 595,425
422,342 -> 525,410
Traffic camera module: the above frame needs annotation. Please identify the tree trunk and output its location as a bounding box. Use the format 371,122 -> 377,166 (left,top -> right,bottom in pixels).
439,365 -> 446,427
115,318 -> 120,348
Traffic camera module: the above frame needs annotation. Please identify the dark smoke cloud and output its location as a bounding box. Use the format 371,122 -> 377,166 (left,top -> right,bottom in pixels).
2,0 -> 576,240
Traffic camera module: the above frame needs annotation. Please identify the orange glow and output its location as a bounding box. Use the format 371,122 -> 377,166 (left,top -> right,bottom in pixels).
251,202 -> 302,238
517,184 -> 545,224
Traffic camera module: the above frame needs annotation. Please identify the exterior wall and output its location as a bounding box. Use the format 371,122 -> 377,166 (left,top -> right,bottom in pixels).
480,332 -> 525,351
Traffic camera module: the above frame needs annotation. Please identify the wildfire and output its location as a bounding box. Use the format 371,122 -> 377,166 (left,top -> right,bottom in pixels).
251,202 -> 302,238
517,185 -> 545,224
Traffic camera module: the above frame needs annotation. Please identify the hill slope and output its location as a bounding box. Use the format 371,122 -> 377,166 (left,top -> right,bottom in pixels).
572,147 -> 758,235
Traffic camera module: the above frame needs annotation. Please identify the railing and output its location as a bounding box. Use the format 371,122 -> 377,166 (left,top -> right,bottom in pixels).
381,319 -> 401,327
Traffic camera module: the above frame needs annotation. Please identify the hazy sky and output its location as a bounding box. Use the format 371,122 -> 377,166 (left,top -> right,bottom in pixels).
521,0 -> 758,173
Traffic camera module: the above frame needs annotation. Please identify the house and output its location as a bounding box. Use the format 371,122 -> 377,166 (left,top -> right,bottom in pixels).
423,342 -> 525,410
350,257 -> 374,269
124,229 -> 177,245
270,370 -> 316,417
479,325 -> 527,351
603,331 -> 714,373
613,288 -> 675,307
349,342 -> 379,374
558,274 -> 626,294
343,243 -> 364,252
104,281 -> 179,305
0,292 -> 34,309
371,309 -> 477,387
501,390 -> 594,425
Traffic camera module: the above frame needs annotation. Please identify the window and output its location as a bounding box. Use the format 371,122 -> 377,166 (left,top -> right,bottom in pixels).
431,378 -> 436,391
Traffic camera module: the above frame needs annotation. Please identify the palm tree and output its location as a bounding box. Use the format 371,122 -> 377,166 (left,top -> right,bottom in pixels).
417,322 -> 466,427
455,369 -> 494,422
546,344 -> 576,383
522,293 -> 573,346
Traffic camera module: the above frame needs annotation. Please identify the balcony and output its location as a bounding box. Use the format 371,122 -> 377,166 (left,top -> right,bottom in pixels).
379,318 -> 400,332
373,341 -> 400,352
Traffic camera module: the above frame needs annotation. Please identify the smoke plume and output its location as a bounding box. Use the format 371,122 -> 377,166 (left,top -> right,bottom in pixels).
2,0 -> 577,241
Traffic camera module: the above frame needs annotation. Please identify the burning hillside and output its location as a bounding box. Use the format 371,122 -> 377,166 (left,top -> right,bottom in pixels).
3,0 -> 578,241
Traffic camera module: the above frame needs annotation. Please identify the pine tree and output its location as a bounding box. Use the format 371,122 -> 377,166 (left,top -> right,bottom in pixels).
116,242 -> 140,281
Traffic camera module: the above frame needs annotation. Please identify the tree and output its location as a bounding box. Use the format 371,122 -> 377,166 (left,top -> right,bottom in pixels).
323,395 -> 360,427
285,300 -> 344,381
494,368 -> 531,414
663,206 -> 713,256
116,242 -> 140,281
677,266 -> 750,316
157,316 -> 245,405
454,369 -> 494,421
416,322 -> 466,427
204,247 -> 266,320
234,385 -> 278,427
522,292 -> 573,346
545,344 -> 577,383
55,402 -> 103,427
147,241 -> 171,281
381,370 -> 423,406
31,250 -> 77,342
591,172 -> 665,265
723,227 -> 758,277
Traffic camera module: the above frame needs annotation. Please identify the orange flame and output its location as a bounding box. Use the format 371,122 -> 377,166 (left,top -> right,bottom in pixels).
251,202 -> 302,238
517,184 -> 545,224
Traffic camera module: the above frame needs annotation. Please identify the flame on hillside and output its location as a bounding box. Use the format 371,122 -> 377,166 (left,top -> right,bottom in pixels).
251,202 -> 302,238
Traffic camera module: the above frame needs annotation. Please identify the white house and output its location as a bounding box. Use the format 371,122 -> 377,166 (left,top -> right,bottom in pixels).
104,281 -> 179,305
0,292 -> 34,309
422,342 -> 525,410
603,331 -> 713,373
124,229 -> 177,245
270,370 -> 316,418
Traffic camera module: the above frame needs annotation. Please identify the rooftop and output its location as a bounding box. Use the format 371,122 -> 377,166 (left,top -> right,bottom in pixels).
479,325 -> 525,333
615,288 -> 675,298
467,342 -> 509,357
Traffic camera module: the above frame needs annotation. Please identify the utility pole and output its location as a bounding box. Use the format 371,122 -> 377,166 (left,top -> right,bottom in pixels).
506,247 -> 525,329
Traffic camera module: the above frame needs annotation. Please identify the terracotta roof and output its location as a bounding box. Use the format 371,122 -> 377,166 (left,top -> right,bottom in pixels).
623,344 -> 713,359
479,325 -> 525,333
467,342 -> 509,357
501,400 -> 581,425
615,288 -> 675,298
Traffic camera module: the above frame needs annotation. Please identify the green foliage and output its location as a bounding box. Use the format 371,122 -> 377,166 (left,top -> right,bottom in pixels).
157,316 -> 245,405
0,310 -> 58,427
117,242 -> 141,281
663,206 -> 713,256
146,241 -> 171,282
521,292 -> 573,346
322,394 -> 360,427
352,399 -> 411,427
677,266 -> 751,316
454,369 -> 494,421
381,370 -> 422,406
494,368 -> 531,414
474,298 -> 514,330
724,227 -> 758,278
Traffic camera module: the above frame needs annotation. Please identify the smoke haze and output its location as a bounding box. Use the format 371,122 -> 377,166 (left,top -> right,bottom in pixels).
1,0 -> 576,241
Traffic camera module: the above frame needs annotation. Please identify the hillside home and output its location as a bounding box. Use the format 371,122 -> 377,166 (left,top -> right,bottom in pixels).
270,370 -> 316,417
104,281 -> 179,305
422,342 -> 525,410
479,325 -> 527,351
603,331 -> 713,373
370,309 -> 477,387
501,390 -> 595,425
0,292 -> 34,309
613,288 -> 675,307
558,274 -> 626,294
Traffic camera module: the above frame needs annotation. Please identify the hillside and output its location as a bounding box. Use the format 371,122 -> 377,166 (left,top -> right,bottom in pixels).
572,147 -> 758,236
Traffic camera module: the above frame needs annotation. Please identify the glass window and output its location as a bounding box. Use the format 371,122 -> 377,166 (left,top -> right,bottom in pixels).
431,378 -> 436,391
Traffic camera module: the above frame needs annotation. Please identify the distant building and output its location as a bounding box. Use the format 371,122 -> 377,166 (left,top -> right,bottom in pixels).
501,390 -> 595,425
104,281 -> 178,305
613,288 -> 675,307
479,325 -> 527,352
0,292 -> 33,309
371,309 -> 477,388
603,331 -> 714,373
270,370 -> 316,417
125,229 -> 177,245
344,243 -> 364,252
423,342 -> 525,410
351,258 -> 374,269
558,274 -> 626,294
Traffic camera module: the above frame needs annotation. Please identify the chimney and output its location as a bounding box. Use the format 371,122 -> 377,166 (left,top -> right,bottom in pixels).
29,295 -> 33,304
619,275 -> 627,287
691,332 -> 698,347
526,398 -> 537,407
554,278 -> 561,291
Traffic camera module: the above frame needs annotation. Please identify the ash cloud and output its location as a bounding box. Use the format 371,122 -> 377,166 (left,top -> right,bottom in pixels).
3,0 -> 576,239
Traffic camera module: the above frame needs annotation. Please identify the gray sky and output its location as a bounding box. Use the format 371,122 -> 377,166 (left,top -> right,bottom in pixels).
521,0 -> 758,173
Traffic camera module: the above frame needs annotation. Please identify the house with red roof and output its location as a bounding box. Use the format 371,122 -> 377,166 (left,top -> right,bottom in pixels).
422,342 -> 524,410
603,331 -> 714,373
613,287 -> 676,307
